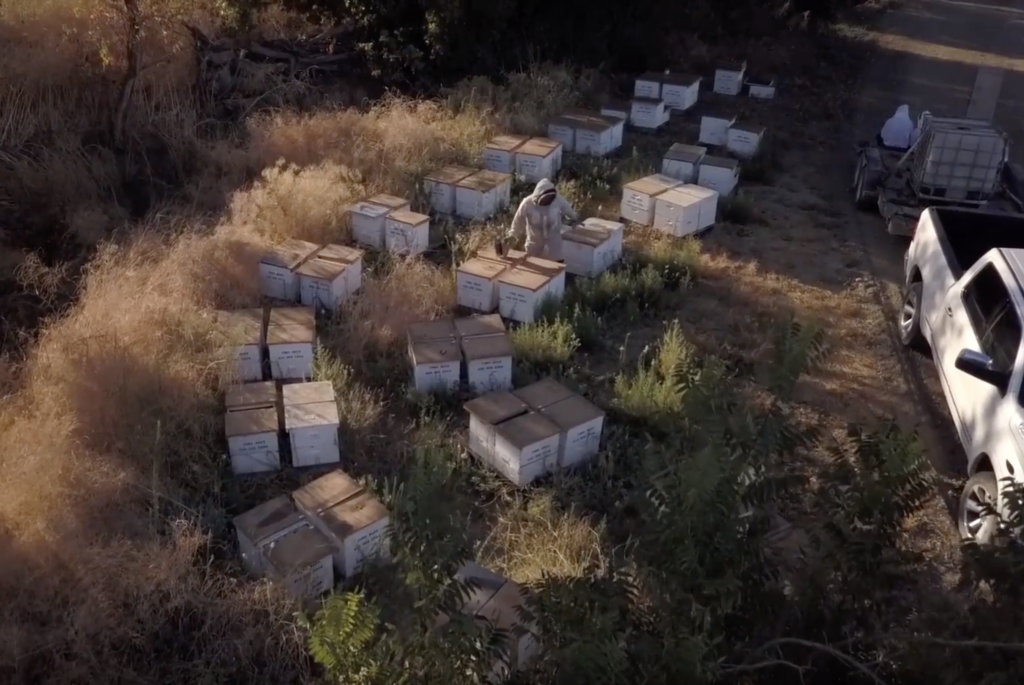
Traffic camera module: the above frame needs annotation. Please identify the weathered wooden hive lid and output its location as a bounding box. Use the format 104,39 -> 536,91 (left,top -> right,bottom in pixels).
226,380 -> 277,411
624,174 -> 681,196
461,333 -> 513,361
261,239 -> 321,269
349,201 -> 391,218
266,322 -> 315,345
317,243 -> 364,265
233,494 -> 304,543
263,524 -> 334,576
294,470 -> 388,537
225,406 -> 279,438
487,134 -> 529,151
464,390 -> 528,425
496,267 -> 550,292
426,165 -> 476,184
295,257 -> 345,280
703,155 -> 740,170
454,314 -> 506,338
665,143 -> 708,163
410,339 -> 462,365
388,209 -> 430,226
514,377 -> 576,410
563,226 -> 611,247
661,72 -> 701,86
282,380 -> 335,406
367,193 -> 408,210
407,318 -> 458,345
540,393 -> 605,428
457,257 -> 508,279
494,411 -> 561,449
284,400 -> 340,429
268,306 -> 315,328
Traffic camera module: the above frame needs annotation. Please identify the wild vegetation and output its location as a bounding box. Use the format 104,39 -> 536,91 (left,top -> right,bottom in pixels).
3,0 -> 1024,684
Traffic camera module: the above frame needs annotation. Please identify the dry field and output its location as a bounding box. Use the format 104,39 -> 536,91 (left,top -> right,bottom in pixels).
0,1 -> 962,683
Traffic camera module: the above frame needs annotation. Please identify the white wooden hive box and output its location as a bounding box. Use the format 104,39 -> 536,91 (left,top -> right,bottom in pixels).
294,256 -> 347,311
259,239 -> 322,301
522,256 -> 566,298
662,143 -> 708,183
409,339 -> 462,394
675,183 -> 720,230
455,170 -> 501,220
630,97 -> 667,130
714,60 -> 747,96
620,174 -> 683,226
745,74 -> 776,99
539,393 -> 606,470
226,380 -> 277,413
600,100 -> 631,121
569,115 -> 616,156
266,317 -> 316,381
653,187 -> 704,238
214,308 -> 265,383
292,470 -> 391,578
461,332 -> 514,395
633,72 -> 663,99
582,218 -> 625,260
491,411 -> 562,486
547,116 -> 577,153
233,494 -> 307,577
285,400 -> 340,468
464,390 -> 530,472
497,267 -> 552,323
661,73 -> 701,111
261,522 -> 335,601
225,406 -> 281,475
424,165 -> 476,214
315,244 -> 365,300
697,156 -> 740,196
456,257 -> 511,312
348,201 -> 392,250
562,225 -> 616,277
726,123 -> 766,159
385,209 -> 431,256
699,113 -> 736,147
484,134 -> 529,174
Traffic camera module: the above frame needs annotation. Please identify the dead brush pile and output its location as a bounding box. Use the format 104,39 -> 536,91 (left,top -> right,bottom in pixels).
0,3 -> 590,680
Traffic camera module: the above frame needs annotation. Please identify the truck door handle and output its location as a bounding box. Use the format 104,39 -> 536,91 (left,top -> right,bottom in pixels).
945,306 -> 953,316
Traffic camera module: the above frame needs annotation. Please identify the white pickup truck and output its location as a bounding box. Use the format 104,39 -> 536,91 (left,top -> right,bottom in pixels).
901,206 -> 1024,544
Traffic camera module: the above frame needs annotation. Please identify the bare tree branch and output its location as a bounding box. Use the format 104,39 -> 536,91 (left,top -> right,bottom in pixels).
724,637 -> 887,685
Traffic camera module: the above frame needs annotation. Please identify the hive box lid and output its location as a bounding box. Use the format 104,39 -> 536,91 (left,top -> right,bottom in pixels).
494,411 -> 561,449
486,134 -> 529,151
455,562 -> 508,615
368,193 -> 408,210
461,333 -> 513,361
267,322 -> 315,345
730,122 -> 766,135
282,381 -> 335,406
261,239 -> 321,269
718,60 -> 747,72
523,137 -> 561,153
745,74 -> 775,87
234,495 -> 305,543
517,139 -> 557,158
408,318 -> 458,345
457,257 -> 508,280
497,267 -> 550,292
225,406 -> 279,437
284,400 -> 340,429
703,155 -> 740,171
318,244 -> 364,265
665,143 -> 707,163
514,377 -> 577,410
624,174 -> 682,196
563,110 -> 614,132
662,72 -> 701,86
455,313 -> 506,338
540,394 -> 605,428
388,209 -> 430,226
293,470 -> 388,536
426,165 -> 476,184
464,390 -> 528,425
410,339 -> 462,365
563,226 -> 610,247
677,184 -> 720,200
215,308 -> 264,344
458,170 -> 506,192
269,306 -> 315,328
657,187 -> 702,208
636,71 -> 665,83
349,201 -> 391,218
295,257 -> 345,280
263,524 -> 334,576
632,96 -> 664,106
522,256 -> 565,278
703,112 -> 736,124
583,217 -> 625,232
226,381 -> 277,411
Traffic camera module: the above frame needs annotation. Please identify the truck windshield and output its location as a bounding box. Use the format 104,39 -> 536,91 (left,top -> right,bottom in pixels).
963,263 -> 1022,377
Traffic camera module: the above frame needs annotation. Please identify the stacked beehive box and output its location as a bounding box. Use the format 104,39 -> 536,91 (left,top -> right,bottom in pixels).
662,143 -> 707,184
348,194 -> 412,250
497,256 -> 566,323
699,113 -> 736,147
464,378 -> 605,486
259,239 -> 321,301
283,381 -> 341,468
424,165 -> 476,214
653,184 -> 720,238
631,72 -> 670,130
698,156 -> 740,196
455,314 -> 514,394
600,100 -> 630,121
483,134 -> 530,174
562,223 -> 620,277
746,74 -> 776,99
225,380 -> 281,475
407,318 -> 462,394
515,138 -> 563,183
296,244 -> 365,310
233,495 -> 335,601
384,210 -> 431,256
455,169 -> 512,220
726,123 -> 766,160
620,174 -> 683,226
267,306 -> 316,380
292,470 -> 392,579
714,61 -> 747,96
214,308 -> 265,382
560,110 -> 623,155
661,73 -> 701,111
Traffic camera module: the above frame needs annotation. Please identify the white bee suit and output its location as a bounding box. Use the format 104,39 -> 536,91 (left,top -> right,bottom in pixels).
880,104 -> 913,149
507,178 -> 579,261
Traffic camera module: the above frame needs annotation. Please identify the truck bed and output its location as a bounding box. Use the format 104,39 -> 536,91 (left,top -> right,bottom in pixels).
933,207 -> 1024,279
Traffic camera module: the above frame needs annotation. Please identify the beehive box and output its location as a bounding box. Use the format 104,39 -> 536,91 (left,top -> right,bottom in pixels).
564,109 -> 624,151
746,75 -> 776,100
515,138 -> 561,182
484,134 -> 529,174
562,225 -> 617,277
316,244 -> 365,300
697,156 -> 740,196
267,307 -> 316,380
225,406 -> 281,475
454,312 -> 506,339
461,332 -> 513,395
699,113 -> 736,146
285,401 -> 340,467
214,308 -> 265,382
456,257 -> 512,312
653,187 -> 704,238
662,143 -> 707,183
631,97 -> 667,130
477,169 -> 512,210
464,391 -> 561,486
514,377 -> 576,411
424,165 -> 476,215
522,256 -> 567,299
582,218 -> 625,261
282,380 -> 336,407
259,239 -> 322,301
233,495 -> 308,576
726,123 -> 766,159
547,116 -> 577,153
348,201 -> 392,250
600,100 -> 630,121
296,257 -> 347,311
572,116 -> 616,156
407,318 -> 461,393
367,193 -> 410,214
539,393 -> 605,470
226,380 -> 277,413
385,209 -> 431,256
456,170 -> 506,220
620,174 -> 683,226
292,470 -> 391,579
633,72 -> 663,99
497,268 -> 551,324
661,73 -> 701,111
714,61 -> 747,95
262,522 -> 335,601
676,183 -> 720,231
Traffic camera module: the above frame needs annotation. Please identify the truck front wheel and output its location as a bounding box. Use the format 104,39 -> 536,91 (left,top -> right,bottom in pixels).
898,282 -> 927,351
958,471 -> 999,545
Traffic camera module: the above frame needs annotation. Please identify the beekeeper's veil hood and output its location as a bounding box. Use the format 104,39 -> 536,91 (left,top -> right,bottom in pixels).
531,178 -> 557,200
895,104 -> 910,119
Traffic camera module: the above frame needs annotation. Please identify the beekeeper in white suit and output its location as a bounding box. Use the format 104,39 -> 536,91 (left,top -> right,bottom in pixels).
878,104 -> 913,150
502,178 -> 579,262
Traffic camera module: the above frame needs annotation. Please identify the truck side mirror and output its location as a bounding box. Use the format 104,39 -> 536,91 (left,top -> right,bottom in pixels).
955,349 -> 1009,392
